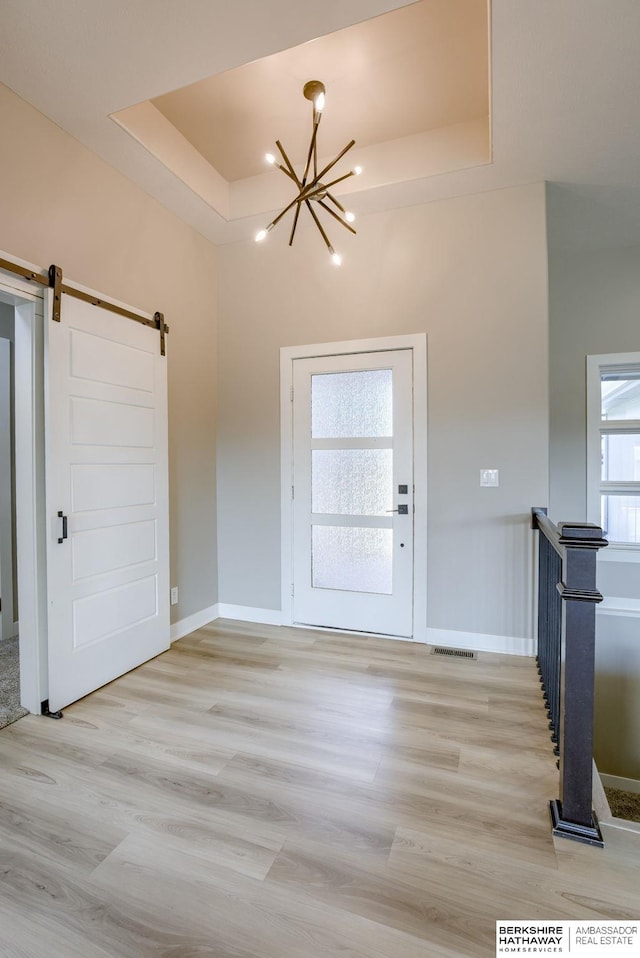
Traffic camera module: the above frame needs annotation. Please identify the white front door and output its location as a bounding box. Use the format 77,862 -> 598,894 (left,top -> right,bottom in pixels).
292,349 -> 414,637
45,293 -> 170,711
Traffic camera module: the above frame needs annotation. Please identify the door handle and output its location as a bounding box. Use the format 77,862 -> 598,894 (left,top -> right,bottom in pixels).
386,505 -> 409,515
57,510 -> 68,544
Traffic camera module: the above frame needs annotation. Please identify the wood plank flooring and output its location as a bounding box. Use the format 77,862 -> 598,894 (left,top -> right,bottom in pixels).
0,620 -> 638,957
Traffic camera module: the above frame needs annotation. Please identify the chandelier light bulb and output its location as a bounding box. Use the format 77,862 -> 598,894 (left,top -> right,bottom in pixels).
345,211 -> 356,223
354,166 -> 362,176
265,153 -> 276,165
331,252 -> 342,266
315,92 -> 325,113
255,228 -> 268,242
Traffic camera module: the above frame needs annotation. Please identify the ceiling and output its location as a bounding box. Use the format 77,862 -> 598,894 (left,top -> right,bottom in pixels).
1,0 -> 640,250
110,0 -> 490,231
149,0 -> 488,183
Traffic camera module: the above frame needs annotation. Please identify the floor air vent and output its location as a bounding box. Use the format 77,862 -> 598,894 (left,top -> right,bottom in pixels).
430,646 -> 477,660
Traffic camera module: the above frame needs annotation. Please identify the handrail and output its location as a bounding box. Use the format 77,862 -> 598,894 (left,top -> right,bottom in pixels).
532,507 -> 562,555
531,506 -> 607,846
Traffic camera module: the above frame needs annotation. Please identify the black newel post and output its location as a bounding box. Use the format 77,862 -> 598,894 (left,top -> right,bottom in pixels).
549,522 -> 607,846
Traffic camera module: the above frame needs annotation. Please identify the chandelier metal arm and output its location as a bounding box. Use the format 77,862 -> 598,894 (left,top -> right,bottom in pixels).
325,191 -> 347,213
314,139 -> 356,188
289,202 -> 302,247
276,140 -> 302,188
316,199 -> 356,235
274,161 -> 297,183
313,127 -> 318,180
267,193 -> 305,231
304,169 -> 356,201
268,184 -> 317,234
301,113 -> 321,188
305,199 -> 334,254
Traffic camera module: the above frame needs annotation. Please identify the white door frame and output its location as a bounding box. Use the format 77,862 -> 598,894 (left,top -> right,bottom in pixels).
0,335 -> 16,640
0,258 -> 48,713
280,333 -> 427,642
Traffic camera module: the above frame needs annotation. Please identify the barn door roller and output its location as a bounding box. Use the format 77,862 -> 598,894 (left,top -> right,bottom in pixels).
47,263 -> 169,355
0,255 -> 168,354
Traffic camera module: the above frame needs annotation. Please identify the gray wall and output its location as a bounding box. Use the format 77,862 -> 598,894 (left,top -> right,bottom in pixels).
0,303 -> 12,336
547,183 -> 640,780
216,183 -> 549,640
548,244 -> 640,522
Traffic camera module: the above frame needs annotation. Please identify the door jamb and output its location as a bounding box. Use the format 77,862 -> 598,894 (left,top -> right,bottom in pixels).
0,264 -> 48,713
280,333 -> 427,642
0,336 -> 16,641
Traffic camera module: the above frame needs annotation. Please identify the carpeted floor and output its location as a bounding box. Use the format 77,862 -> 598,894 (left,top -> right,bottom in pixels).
0,635 -> 28,730
604,786 -> 640,824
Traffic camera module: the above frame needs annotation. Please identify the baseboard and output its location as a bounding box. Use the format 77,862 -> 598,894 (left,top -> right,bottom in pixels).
426,627 -> 535,657
172,606 -> 533,654
599,772 -> 640,794
170,604 -> 219,642
0,620 -> 19,642
217,604 -> 283,626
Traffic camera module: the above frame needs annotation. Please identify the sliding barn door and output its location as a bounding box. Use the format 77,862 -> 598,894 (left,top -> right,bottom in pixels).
45,293 -> 169,711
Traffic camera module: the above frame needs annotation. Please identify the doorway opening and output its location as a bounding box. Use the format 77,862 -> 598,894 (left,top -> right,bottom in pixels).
0,272 -> 47,721
0,302 -> 27,728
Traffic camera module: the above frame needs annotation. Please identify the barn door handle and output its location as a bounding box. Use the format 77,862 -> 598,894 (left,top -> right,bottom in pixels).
57,510 -> 68,544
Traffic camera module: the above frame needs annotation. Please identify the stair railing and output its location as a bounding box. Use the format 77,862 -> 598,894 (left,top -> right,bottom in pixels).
531,507 -> 607,846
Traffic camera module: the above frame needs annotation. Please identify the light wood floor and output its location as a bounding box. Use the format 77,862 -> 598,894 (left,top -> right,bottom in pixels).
1,621 -> 638,958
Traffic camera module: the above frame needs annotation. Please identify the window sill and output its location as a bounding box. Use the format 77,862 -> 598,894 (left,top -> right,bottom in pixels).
598,596 -> 640,616
599,545 -> 640,563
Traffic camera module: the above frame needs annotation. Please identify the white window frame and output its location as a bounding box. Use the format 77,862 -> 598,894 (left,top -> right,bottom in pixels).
587,351 -> 640,560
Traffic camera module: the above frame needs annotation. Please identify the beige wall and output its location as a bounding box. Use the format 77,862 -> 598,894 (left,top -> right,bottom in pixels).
217,183 -> 549,640
0,83 -> 218,623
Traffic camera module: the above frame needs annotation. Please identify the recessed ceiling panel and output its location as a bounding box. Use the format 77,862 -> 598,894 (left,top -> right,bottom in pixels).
151,0 -> 489,183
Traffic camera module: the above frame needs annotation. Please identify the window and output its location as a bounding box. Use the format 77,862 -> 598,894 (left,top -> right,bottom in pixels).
587,353 -> 640,548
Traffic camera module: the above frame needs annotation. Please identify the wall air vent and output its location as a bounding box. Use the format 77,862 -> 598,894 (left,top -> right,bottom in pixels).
430,646 -> 477,660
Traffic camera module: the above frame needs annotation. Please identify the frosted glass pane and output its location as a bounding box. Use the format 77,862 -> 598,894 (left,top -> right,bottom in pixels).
601,495 -> 640,544
312,449 -> 393,516
601,434 -> 640,481
312,526 -> 392,594
601,377 -> 640,420
312,369 -> 392,438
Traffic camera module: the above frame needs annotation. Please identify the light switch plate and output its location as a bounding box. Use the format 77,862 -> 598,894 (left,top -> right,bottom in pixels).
170,586 -> 179,605
480,468 -> 499,487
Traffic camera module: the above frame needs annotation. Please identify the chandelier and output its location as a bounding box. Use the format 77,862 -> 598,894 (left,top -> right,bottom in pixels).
255,80 -> 360,265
